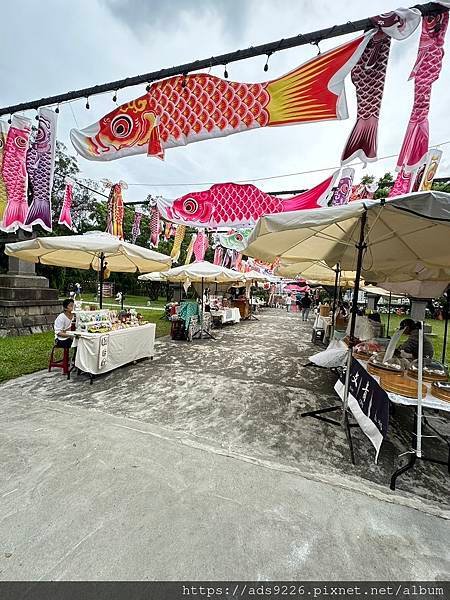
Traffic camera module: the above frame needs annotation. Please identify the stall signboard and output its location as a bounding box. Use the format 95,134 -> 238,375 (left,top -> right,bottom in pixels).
335,358 -> 389,462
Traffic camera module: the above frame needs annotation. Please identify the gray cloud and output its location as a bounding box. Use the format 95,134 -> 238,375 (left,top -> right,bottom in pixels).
101,0 -> 251,39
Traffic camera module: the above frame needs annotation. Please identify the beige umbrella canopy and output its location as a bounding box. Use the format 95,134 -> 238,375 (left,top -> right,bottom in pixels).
245,191 -> 450,284
5,231 -> 172,273
159,260 -> 245,283
138,272 -> 166,282
275,259 -> 356,287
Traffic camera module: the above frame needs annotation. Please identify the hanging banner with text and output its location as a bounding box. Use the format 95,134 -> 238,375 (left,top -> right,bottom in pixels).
335,358 -> 389,462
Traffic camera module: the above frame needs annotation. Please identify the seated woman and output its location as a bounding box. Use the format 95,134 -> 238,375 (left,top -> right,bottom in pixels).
397,318 -> 434,359
54,298 -> 74,348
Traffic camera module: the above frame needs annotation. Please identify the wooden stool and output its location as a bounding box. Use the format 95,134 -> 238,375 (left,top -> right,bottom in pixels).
48,344 -> 70,375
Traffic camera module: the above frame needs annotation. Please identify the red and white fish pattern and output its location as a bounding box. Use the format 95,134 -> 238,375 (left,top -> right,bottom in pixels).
157,173 -> 338,229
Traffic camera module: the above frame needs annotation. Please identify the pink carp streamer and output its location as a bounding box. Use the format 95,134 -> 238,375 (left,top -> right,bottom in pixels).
213,246 -> 224,266
58,177 -> 76,231
24,108 -> 58,232
389,168 -> 413,197
193,230 -> 209,262
0,120 -> 8,224
149,204 -> 160,247
131,211 -> 142,243
396,11 -> 449,172
1,115 -> 32,233
157,172 -> 338,228
341,32 -> 391,166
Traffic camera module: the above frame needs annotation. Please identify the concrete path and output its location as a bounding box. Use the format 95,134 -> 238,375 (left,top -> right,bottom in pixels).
1,309 -> 449,579
1,398 -> 449,580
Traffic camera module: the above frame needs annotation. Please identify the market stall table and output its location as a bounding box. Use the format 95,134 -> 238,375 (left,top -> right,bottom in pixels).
334,358 -> 450,489
67,323 -> 156,382
210,307 -> 241,326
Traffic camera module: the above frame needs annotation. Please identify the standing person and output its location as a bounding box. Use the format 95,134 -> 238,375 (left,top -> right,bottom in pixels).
54,299 -> 74,348
301,292 -> 312,322
295,291 -> 302,314
285,293 -> 292,312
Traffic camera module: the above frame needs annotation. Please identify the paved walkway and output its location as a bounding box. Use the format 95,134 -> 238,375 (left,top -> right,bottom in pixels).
1,309 -> 449,579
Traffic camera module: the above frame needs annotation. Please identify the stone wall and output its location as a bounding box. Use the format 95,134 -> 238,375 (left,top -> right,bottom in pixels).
0,274 -> 61,337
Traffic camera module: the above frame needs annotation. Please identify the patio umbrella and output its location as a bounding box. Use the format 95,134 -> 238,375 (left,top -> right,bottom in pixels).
245,191 -> 450,473
160,261 -> 245,338
5,231 -> 172,308
138,272 -> 166,282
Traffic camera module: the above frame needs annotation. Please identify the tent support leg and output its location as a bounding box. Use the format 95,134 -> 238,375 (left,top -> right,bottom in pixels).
390,409 -> 450,490
299,212 -> 368,466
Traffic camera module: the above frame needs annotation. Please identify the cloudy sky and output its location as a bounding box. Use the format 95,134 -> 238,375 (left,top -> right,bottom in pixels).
1,0 -> 449,202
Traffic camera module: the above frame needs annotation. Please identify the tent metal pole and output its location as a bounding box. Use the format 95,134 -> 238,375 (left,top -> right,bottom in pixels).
442,289 -> 449,365
386,292 -> 392,338
99,253 -> 105,309
342,210 -> 367,415
331,263 -> 340,331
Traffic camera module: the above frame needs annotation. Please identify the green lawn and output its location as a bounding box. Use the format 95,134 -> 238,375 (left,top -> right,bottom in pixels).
0,313 -> 171,384
381,314 -> 449,364
70,293 -> 168,311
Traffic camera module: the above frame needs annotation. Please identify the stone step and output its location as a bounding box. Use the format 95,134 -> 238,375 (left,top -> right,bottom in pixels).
0,287 -> 59,301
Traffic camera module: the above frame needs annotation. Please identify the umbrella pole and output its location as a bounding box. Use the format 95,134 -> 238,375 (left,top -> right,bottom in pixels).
386,292 -> 392,338
442,289 -> 449,365
99,253 -> 105,309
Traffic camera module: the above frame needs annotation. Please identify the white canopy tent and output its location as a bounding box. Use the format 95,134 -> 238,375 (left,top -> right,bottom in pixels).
245,191 -> 450,477
5,231 -> 172,308
245,191 -> 450,284
160,261 -> 245,284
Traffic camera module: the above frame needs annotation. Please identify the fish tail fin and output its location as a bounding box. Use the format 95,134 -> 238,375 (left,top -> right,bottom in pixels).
396,120 -> 429,172
266,34 -> 371,126
58,205 -> 74,230
1,201 -> 32,233
25,200 -> 53,231
341,115 -> 378,165
282,171 -> 340,211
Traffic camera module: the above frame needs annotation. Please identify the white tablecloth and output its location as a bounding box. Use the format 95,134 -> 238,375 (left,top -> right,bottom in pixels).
211,308 -> 241,324
71,323 -> 156,375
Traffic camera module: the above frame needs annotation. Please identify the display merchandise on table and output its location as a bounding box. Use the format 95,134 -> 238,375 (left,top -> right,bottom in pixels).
209,295 -> 241,325
75,308 -> 148,334
66,308 -> 155,381
352,356 -> 450,408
